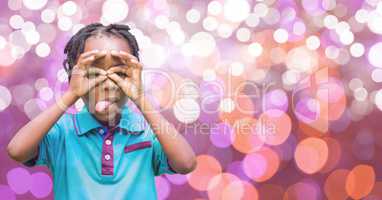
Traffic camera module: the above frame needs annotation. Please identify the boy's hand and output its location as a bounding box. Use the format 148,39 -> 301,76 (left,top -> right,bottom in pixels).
107,50 -> 143,102
69,50 -> 108,97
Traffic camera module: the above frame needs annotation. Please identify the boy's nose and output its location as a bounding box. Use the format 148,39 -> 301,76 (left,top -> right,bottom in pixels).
101,76 -> 120,91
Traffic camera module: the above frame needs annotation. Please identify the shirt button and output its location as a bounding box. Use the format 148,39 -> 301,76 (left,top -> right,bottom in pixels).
104,154 -> 111,160
99,129 -> 105,134
105,139 -> 112,145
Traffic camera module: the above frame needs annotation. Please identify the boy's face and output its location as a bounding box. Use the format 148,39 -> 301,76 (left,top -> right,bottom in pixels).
81,35 -> 132,121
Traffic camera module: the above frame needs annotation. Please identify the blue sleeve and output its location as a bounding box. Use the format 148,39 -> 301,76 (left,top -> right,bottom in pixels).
23,123 -> 62,168
151,131 -> 177,176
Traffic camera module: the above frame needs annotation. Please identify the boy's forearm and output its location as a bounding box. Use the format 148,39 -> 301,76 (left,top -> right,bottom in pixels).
134,95 -> 196,174
7,90 -> 78,162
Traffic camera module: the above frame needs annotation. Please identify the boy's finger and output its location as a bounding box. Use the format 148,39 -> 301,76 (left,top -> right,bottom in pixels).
88,75 -> 107,88
107,73 -> 126,87
79,56 -> 96,68
110,50 -> 139,67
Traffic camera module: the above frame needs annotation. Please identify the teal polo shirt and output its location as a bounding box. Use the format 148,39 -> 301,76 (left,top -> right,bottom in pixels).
23,104 -> 176,199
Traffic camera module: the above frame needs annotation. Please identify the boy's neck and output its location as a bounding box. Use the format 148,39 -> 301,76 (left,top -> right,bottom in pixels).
94,113 -> 121,128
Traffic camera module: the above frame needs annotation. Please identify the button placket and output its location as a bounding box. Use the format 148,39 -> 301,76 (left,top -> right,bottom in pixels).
101,128 -> 115,175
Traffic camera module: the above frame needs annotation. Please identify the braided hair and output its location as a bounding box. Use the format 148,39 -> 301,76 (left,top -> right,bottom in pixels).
63,23 -> 140,81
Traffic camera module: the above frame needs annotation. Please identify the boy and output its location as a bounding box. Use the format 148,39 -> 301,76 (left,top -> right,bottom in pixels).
7,23 -> 196,199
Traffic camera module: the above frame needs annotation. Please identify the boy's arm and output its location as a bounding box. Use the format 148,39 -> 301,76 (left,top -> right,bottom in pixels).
7,50 -> 107,163
7,91 -> 78,163
135,96 -> 197,174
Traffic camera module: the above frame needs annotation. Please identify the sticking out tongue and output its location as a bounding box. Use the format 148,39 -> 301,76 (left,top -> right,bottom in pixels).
95,100 -> 111,112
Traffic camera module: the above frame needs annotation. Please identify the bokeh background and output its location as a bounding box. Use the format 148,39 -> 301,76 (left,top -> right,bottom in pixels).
1,0 -> 382,199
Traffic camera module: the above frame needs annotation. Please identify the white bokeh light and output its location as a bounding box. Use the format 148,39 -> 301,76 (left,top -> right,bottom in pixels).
273,28 -> 289,43
0,85 -> 12,111
350,42 -> 365,58
61,1 -> 77,16
22,0 -> 47,10
374,89 -> 382,111
368,42 -> 382,68
173,98 -> 200,124
230,62 -> 245,76
9,15 -> 24,29
248,42 -> 263,57
35,42 -> 51,57
189,32 -> 216,57
223,0 -> 250,23
102,0 -> 129,23
186,9 -> 201,24
306,35 -> 320,50
208,1 -> 223,16
41,9 -> 56,23
140,43 -> 167,68
58,16 -> 73,31
236,27 -> 251,42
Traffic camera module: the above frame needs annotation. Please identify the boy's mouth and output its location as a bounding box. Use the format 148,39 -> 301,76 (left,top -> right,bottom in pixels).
95,97 -> 120,112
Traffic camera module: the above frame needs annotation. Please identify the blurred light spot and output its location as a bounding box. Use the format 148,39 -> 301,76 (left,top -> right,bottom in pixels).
9,15 -> 24,29
187,155 -> 222,191
24,98 -> 47,119
8,0 -> 22,11
324,169 -> 349,200
35,42 -> 50,57
324,15 -> 338,29
0,85 -> 12,111
306,35 -> 320,50
230,62 -> 244,76
203,16 -> 219,31
248,42 -> 263,57
242,147 -> 280,182
41,9 -> 56,23
293,21 -> 306,35
22,0 -> 47,10
30,172 -> 52,198
353,87 -> 368,101
57,16 -> 73,31
101,0 -> 129,23
345,165 -> 375,199
368,42 -> 382,68
38,87 -> 53,101
236,27 -> 251,42
6,167 -> 31,194
173,98 -> 200,124
208,1 -> 222,16
186,9 -> 200,24
61,1 -> 77,16
155,176 -> 170,200
374,89 -> 382,111
273,28 -> 288,44
245,13 -> 260,27
232,117 -> 264,153
286,46 -> 318,73
141,43 -> 166,68
257,109 -> 292,146
165,174 -> 187,185
254,3 -> 269,17
154,15 -> 169,29
350,42 -> 365,57
223,0 -> 250,23
371,68 -> 382,82
210,122 -> 233,148
294,137 -> 329,174
189,32 -> 216,57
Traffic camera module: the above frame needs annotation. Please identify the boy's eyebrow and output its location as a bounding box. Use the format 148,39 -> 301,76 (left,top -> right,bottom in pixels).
92,57 -> 124,66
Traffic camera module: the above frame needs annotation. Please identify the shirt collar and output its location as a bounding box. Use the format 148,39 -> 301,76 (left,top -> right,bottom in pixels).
74,104 -> 146,136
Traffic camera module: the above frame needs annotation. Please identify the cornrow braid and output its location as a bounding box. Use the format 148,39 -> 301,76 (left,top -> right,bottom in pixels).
63,22 -> 140,81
